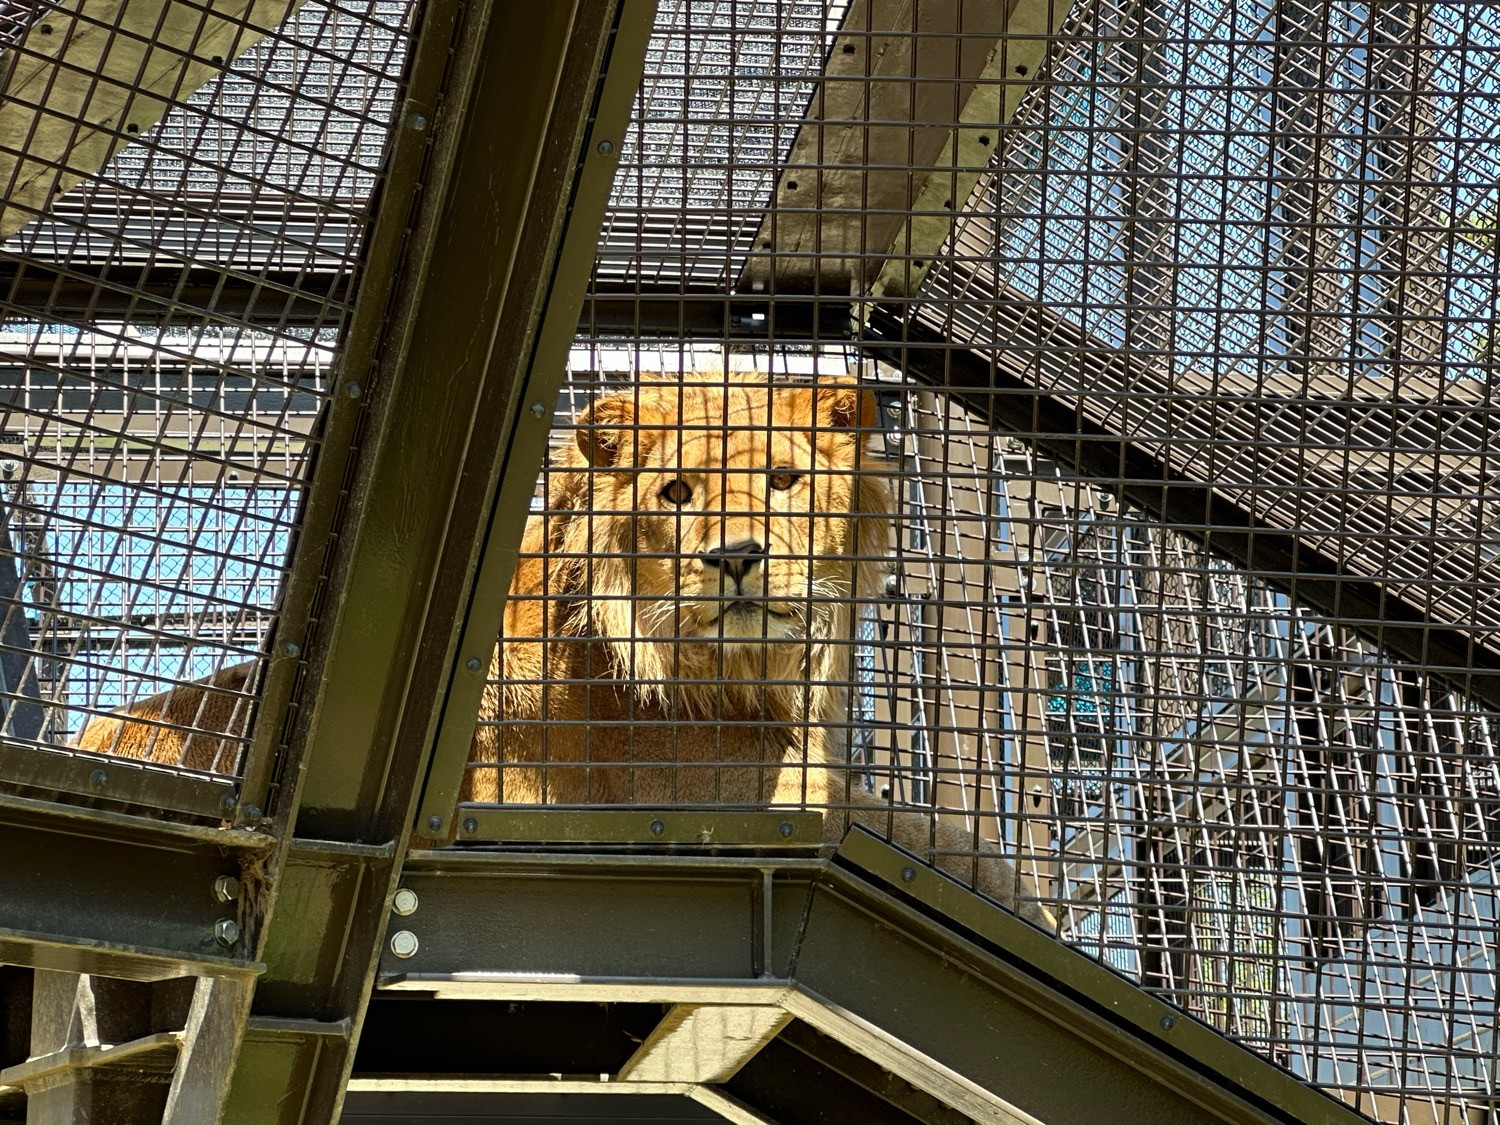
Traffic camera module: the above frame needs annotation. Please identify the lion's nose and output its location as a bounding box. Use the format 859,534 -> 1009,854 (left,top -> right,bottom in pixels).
700,538 -> 767,585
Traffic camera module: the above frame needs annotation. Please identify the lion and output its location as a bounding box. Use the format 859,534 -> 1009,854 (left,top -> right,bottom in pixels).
74,374 -> 1051,926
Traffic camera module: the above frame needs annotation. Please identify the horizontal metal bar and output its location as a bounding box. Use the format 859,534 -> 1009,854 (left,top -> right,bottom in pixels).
0,796 -> 266,980
375,841 -> 1370,1125
346,1076 -> 697,1096
453,806 -> 824,848
0,739 -> 238,821
0,1031 -> 181,1089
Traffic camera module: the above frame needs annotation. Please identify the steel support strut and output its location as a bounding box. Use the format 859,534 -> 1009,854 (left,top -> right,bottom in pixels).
211,1 -> 658,1121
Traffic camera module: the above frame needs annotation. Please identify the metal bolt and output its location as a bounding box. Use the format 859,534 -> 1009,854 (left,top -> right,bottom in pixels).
220,793 -> 239,813
900,867 -> 916,883
427,814 -> 443,832
213,875 -> 241,903
466,656 -> 483,672
596,139 -> 615,155
462,817 -> 478,835
779,821 -> 794,838
408,113 -> 427,132
1159,1015 -> 1175,1030
90,769 -> 108,788
530,401 -> 546,418
243,805 -> 262,820
390,930 -> 419,959
0,459 -> 17,477
392,888 -> 419,916
649,818 -> 666,837
343,381 -> 361,399
214,919 -> 241,947
281,640 -> 300,657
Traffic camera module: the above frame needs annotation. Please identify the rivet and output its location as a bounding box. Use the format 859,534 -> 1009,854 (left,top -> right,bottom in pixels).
213,875 -> 241,903
390,930 -> 419,958
779,821 -> 794,838
214,919 -> 241,947
530,401 -> 546,418
1159,1015 -> 1175,1030
281,640 -> 300,657
343,381 -> 361,399
408,113 -> 427,132
462,817 -> 478,835
466,656 -> 483,672
90,769 -> 108,788
596,139 -> 614,155
900,867 -> 916,883
427,814 -> 443,832
649,818 -> 666,837
392,888 -> 419,916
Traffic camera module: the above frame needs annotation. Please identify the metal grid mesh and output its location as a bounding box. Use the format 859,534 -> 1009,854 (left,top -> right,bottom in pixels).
0,0 -> 408,780
495,0 -> 1500,1119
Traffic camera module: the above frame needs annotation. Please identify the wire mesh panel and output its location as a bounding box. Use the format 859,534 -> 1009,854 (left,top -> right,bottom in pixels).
445,0 -> 1500,1120
0,0 -> 410,796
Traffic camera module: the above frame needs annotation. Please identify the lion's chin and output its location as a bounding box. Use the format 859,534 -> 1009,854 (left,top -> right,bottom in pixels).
690,600 -> 802,644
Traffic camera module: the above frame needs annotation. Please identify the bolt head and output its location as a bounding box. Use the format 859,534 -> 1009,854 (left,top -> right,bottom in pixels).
649,818 -> 666,837
213,875 -> 241,904
343,381 -> 362,399
390,930 -> 419,959
90,769 -> 108,788
220,793 -> 239,813
779,821 -> 794,838
466,656 -> 483,672
408,113 -> 427,132
393,888 -> 419,916
281,640 -> 300,657
900,867 -> 916,883
462,817 -> 478,835
427,814 -> 443,832
530,401 -> 546,418
214,919 -> 241,947
596,139 -> 615,155
243,805 -> 263,821
1159,1015 -> 1175,1030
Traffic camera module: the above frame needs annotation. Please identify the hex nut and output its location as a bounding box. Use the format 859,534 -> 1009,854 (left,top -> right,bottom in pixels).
392,888 -> 419,916
213,875 -> 241,903
214,919 -> 241,947
390,930 -> 419,959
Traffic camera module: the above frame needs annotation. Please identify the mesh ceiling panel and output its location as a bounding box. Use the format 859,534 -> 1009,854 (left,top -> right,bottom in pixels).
0,0 -> 408,786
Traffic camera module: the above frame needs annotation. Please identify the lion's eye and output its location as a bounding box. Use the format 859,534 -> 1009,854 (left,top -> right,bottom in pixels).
659,478 -> 693,505
769,470 -> 801,491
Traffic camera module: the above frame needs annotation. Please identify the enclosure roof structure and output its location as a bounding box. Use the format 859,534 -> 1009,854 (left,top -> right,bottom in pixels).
1,0 -> 1499,1122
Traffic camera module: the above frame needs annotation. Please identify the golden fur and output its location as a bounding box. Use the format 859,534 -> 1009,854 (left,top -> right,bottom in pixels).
74,375 -> 1049,925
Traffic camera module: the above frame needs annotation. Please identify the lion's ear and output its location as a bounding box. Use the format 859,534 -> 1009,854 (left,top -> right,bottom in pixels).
575,391 -> 658,466
814,377 -> 878,431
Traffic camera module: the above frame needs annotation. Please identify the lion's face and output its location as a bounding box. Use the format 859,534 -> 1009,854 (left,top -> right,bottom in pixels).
559,377 -> 891,676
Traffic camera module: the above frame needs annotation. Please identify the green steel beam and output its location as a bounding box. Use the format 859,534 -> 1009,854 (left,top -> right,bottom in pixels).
214,1 -> 659,1122
0,793 -> 267,982
375,831 -> 1370,1125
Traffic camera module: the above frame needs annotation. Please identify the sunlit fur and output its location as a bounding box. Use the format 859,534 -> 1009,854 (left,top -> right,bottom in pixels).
72,375 -> 1050,925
